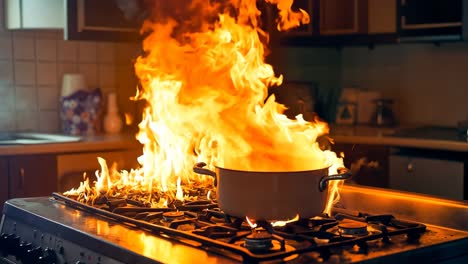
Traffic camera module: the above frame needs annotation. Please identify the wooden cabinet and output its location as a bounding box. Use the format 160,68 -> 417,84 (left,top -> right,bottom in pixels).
319,0 -> 368,35
273,0 -> 398,45
8,155 -> 57,199
398,0 -> 466,40
65,0 -> 142,42
1,155 -> 57,208
332,143 -> 390,188
0,159 -> 8,208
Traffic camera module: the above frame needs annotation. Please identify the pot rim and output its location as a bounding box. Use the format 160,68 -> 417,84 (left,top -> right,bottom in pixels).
213,165 -> 331,174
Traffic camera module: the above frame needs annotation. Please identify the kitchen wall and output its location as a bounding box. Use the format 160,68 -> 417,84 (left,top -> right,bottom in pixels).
341,43 -> 468,127
269,46 -> 341,121
0,0 -> 140,133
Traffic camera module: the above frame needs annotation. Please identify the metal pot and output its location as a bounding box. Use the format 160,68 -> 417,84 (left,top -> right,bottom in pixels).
193,162 -> 351,220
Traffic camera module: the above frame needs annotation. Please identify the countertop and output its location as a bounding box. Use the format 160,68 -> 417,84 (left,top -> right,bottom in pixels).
0,133 -> 142,156
330,125 -> 468,152
0,126 -> 466,156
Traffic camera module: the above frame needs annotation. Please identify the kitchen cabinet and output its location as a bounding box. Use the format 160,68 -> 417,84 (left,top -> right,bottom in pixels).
398,0 -> 467,41
4,0 -> 64,29
0,159 -> 8,207
389,149 -> 466,200
319,0 -> 367,35
275,0 -> 398,46
331,143 -> 390,188
57,149 -> 141,192
8,155 -> 57,199
65,0 -> 142,42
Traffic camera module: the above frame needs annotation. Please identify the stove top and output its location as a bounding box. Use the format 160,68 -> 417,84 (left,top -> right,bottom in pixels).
1,185 -> 467,264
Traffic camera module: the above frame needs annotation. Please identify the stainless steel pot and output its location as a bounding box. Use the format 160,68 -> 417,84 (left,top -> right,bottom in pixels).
193,162 -> 351,220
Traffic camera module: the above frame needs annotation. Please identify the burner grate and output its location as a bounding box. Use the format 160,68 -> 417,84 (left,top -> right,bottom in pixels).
51,192 -> 427,263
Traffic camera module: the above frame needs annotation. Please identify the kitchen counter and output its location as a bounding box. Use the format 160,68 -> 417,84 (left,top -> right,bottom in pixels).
0,133 -> 141,156
329,125 -> 468,152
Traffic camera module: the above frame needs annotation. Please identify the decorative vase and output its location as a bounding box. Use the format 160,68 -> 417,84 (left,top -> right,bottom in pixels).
103,93 -> 123,134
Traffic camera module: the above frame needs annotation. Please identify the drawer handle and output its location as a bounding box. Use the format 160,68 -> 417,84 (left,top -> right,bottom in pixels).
19,168 -> 25,189
407,162 -> 414,173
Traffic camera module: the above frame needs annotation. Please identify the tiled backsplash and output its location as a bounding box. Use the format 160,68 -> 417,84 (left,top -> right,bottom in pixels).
341,44 -> 468,127
0,0 -> 140,133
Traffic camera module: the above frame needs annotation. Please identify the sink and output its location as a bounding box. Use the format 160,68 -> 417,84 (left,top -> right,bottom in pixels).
0,132 -> 81,145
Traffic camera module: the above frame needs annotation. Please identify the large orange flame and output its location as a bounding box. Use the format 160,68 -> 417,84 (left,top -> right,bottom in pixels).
65,0 -> 343,216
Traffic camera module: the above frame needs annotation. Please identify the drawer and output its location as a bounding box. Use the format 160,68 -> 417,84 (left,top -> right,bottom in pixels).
389,155 -> 464,200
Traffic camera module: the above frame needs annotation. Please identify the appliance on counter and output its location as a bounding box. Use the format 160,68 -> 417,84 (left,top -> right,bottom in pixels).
1,185 -> 467,264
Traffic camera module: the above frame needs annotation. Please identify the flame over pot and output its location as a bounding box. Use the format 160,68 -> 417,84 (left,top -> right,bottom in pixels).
65,0 -> 344,216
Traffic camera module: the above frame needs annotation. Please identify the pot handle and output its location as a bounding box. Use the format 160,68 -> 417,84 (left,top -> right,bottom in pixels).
319,167 -> 352,192
193,162 -> 217,186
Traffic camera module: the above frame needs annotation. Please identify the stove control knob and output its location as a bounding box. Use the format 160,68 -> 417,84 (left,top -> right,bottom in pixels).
4,234 -> 20,255
15,241 -> 33,259
37,247 -> 57,264
23,246 -> 43,263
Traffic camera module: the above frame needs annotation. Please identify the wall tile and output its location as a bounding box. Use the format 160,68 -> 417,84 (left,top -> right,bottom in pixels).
35,30 -> 60,40
98,64 -> 116,93
0,83 -> 14,111
0,111 -> 16,132
13,36 -> 35,60
15,111 -> 38,132
14,61 -> 36,85
38,110 -> 59,133
78,42 -> 97,63
57,63 -> 78,89
36,39 -> 57,61
0,36 -> 12,60
0,60 -> 13,84
97,42 -> 116,63
38,86 -> 59,110
37,62 -> 58,86
58,40 -> 78,62
115,42 -> 140,64
12,30 -> 36,38
78,63 -> 98,88
15,85 -> 37,111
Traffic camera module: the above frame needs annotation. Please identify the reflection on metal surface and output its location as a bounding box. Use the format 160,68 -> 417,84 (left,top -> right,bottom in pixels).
339,185 -> 468,231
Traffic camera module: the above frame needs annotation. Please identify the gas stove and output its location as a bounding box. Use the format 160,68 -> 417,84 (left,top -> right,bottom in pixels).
1,185 -> 467,264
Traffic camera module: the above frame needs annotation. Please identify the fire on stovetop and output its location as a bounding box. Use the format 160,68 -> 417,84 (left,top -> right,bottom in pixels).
64,0 -> 344,217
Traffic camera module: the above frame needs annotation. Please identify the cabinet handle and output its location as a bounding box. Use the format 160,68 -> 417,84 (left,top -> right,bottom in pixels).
407,162 -> 414,173
19,168 -> 25,189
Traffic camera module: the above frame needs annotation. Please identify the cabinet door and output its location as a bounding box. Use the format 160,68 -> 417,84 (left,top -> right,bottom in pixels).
9,155 -> 57,198
368,0 -> 397,34
389,155 -> 464,200
65,0 -> 141,41
319,0 -> 367,35
400,0 -> 462,29
0,159 -> 8,207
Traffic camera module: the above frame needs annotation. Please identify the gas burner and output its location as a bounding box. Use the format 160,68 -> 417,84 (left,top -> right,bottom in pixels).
244,229 -> 274,252
338,220 -> 369,236
162,211 -> 185,222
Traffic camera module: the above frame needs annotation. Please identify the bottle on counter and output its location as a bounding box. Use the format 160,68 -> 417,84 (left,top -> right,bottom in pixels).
103,92 -> 123,134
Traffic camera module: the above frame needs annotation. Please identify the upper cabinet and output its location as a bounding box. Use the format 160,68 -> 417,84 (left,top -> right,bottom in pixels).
273,0 -> 468,46
398,0 -> 467,41
65,0 -> 143,42
4,0 -> 143,42
319,0 -> 368,35
4,0 -> 64,29
273,0 -> 398,46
